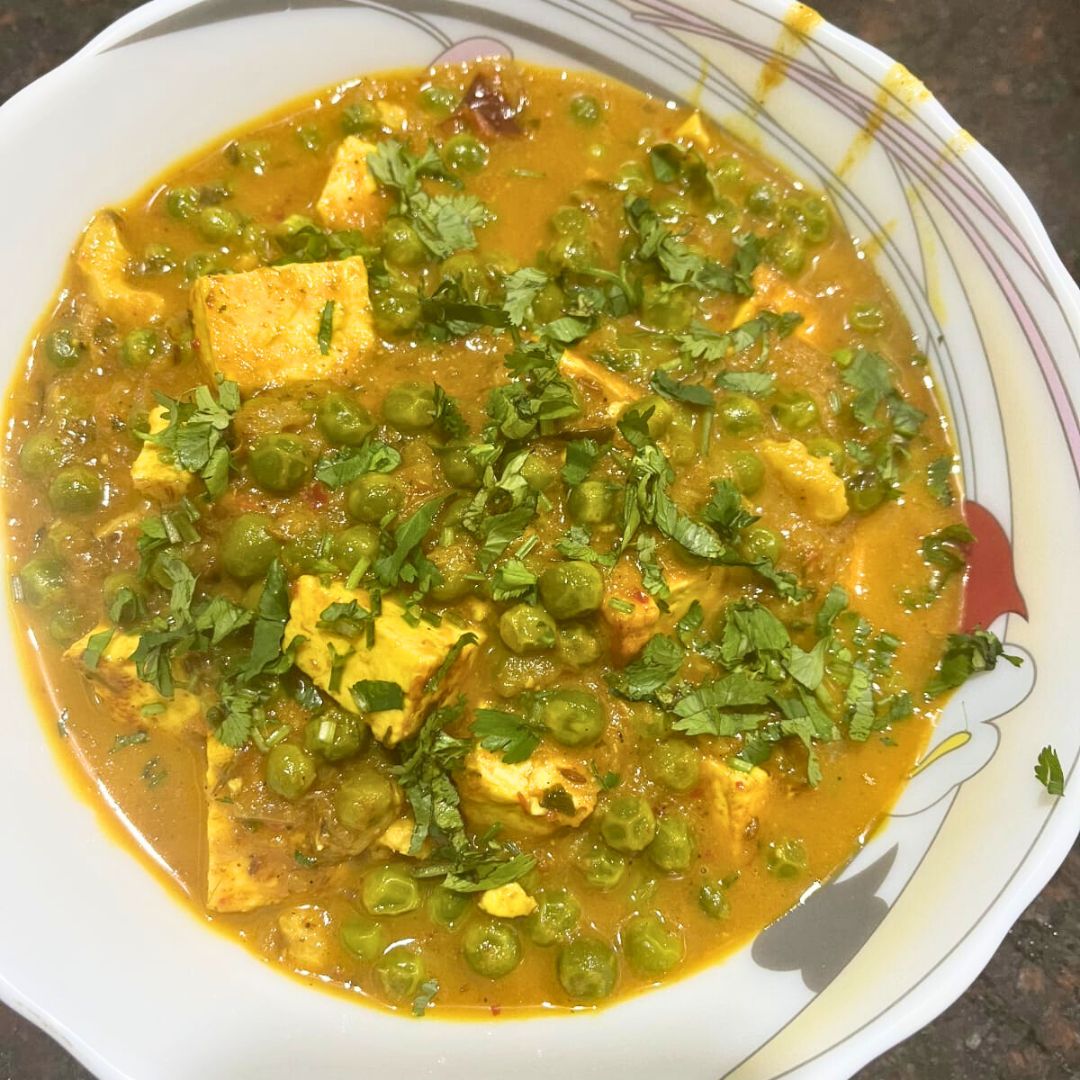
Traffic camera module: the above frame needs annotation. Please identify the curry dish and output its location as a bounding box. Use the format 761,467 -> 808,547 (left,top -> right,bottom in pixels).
3,60 -> 1002,1015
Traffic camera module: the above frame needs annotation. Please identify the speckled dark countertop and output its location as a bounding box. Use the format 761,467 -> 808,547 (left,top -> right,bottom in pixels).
1,1 -> 1077,1077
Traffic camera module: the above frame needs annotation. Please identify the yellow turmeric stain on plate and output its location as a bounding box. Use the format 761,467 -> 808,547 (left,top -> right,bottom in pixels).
754,2 -> 822,105
911,730 -> 972,776
837,63 -> 930,178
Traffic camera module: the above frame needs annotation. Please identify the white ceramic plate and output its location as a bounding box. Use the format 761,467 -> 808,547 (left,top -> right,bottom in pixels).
1,2 -> 1078,1078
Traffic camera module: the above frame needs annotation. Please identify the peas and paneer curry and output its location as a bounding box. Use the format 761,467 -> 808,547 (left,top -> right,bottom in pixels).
3,60 -> 1014,1016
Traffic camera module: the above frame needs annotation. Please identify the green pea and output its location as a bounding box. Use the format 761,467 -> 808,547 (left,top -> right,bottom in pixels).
120,328 -> 170,369
527,888 -> 581,946
249,434 -> 311,494
799,196 -> 832,244
283,526 -> 328,577
19,432 -> 65,481
647,814 -> 695,873
847,471 -> 888,513
745,181 -> 779,218
547,231 -> 597,272
521,452 -> 558,492
45,520 -> 89,563
538,561 -> 604,620
264,743 -> 317,800
304,707 -> 369,762
363,865 -> 421,916
346,473 -> 404,524
341,100 -> 380,136
48,605 -> 85,647
295,124 -> 323,152
569,93 -> 603,125
498,603 -> 557,655
334,766 -> 397,833
332,524 -> 380,573
49,465 -> 102,513
425,543 -> 475,603
427,886 -> 471,931
600,795 -> 656,853
381,216 -> 425,268
557,936 -> 618,1000
165,186 -> 200,221
316,392 -> 375,446
383,382 -> 436,433
772,391 -> 819,432
196,205 -> 242,243
717,394 -> 763,435
646,739 -> 701,792
102,571 -> 145,626
741,525 -> 783,563
439,445 -> 482,489
221,513 -> 280,581
536,689 -> 606,747
630,394 -> 675,438
573,837 -> 627,890
614,160 -> 649,194
374,945 -> 426,1002
765,231 -> 806,277
462,919 -> 522,979
44,328 -> 85,369
641,284 -> 693,332
340,915 -> 385,962
418,84 -> 459,117
806,436 -> 844,469
551,206 -> 590,235
698,878 -> 731,919
231,139 -> 269,173
712,155 -> 744,186
766,837 -> 808,878
19,558 -> 65,609
630,701 -> 671,741
444,133 -> 489,174
372,288 -> 421,334
532,281 -> 566,323
622,913 -> 685,977
556,624 -> 602,668
567,479 -> 615,525
849,303 -> 886,334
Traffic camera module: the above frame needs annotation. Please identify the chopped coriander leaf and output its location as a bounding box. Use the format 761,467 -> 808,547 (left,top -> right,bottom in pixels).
350,679 -> 405,713
926,629 -> 1022,698
315,440 -> 401,488
679,310 -> 801,364
927,456 -> 955,505
412,978 -> 440,1017
650,369 -> 713,406
82,628 -> 115,671
607,634 -> 684,701
491,559 -> 538,602
140,756 -> 168,789
110,731 -> 150,753
1034,746 -> 1065,796
472,707 -> 544,763
317,299 -> 335,354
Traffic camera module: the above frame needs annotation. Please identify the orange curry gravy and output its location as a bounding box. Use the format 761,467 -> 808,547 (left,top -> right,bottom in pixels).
3,61 -> 964,1015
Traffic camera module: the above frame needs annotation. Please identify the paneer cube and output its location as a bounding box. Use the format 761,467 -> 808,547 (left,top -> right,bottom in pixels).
478,883 -> 537,918
283,575 -> 482,746
189,255 -> 376,394
731,266 -> 822,347
131,405 -> 193,502
315,136 -> 380,230
601,559 -> 661,665
559,349 -> 643,426
205,739 -> 343,913
65,626 -> 202,735
700,758 -> 772,861
674,110 -> 712,149
458,744 -> 599,837
277,905 -> 334,973
375,815 -> 430,858
759,438 -> 849,524
74,212 -> 164,325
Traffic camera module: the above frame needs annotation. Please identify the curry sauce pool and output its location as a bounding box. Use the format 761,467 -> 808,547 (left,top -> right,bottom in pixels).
2,59 -> 1007,1016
